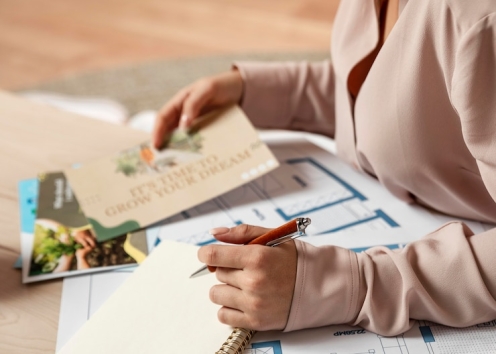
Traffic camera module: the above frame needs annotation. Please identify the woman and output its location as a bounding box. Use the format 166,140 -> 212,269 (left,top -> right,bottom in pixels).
152,0 -> 496,335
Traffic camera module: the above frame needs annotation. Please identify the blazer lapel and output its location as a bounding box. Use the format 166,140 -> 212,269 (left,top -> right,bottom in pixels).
331,0 -> 380,166
331,0 -> 380,85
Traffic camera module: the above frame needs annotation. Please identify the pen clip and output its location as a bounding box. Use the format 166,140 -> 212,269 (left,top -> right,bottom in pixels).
265,217 -> 311,247
265,232 -> 302,247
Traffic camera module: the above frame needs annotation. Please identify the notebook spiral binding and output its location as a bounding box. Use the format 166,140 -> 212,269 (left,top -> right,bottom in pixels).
215,327 -> 257,354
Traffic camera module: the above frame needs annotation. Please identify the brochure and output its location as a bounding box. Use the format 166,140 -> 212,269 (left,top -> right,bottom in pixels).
21,174 -> 148,283
65,105 -> 279,241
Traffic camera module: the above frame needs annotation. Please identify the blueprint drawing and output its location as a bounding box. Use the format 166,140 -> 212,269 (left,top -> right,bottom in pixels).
56,137 -> 495,353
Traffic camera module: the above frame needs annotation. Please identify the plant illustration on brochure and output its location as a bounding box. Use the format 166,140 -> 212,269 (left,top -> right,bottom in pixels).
29,222 -> 136,275
115,130 -> 204,177
27,172 -> 147,279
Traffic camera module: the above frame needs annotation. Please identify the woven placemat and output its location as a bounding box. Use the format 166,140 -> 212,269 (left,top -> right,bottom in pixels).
22,52 -> 329,116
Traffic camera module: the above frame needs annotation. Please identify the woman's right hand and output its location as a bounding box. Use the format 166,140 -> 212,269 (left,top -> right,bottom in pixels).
152,70 -> 244,149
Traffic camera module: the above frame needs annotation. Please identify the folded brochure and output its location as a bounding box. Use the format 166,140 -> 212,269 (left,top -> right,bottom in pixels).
65,105 -> 279,241
21,173 -> 148,283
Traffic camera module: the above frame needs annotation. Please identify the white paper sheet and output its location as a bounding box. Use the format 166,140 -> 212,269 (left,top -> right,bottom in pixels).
56,132 -> 495,353
154,136 -> 485,247
58,241 -> 234,354
250,319 -> 496,354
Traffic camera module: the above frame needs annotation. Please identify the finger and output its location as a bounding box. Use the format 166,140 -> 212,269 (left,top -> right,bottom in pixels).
83,244 -> 93,251
152,90 -> 188,148
215,267 -> 243,289
209,284 -> 244,311
77,237 -> 89,248
211,224 -> 272,244
180,79 -> 215,129
86,234 -> 96,248
217,307 -> 248,328
198,244 -> 253,269
152,109 -> 174,149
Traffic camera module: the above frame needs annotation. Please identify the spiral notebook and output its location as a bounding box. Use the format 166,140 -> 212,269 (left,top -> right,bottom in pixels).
57,240 -> 255,353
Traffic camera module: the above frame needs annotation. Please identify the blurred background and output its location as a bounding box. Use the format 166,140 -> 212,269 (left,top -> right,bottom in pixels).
0,0 -> 339,90
0,0 -> 340,130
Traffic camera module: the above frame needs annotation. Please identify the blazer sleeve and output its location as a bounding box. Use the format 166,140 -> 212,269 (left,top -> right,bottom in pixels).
285,223 -> 496,336
233,61 -> 336,137
284,15 -> 496,336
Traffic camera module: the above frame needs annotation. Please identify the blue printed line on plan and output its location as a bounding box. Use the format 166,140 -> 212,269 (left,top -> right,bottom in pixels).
375,209 -> 399,227
251,340 -> 283,354
287,158 -> 367,201
196,239 -> 217,246
350,244 -> 404,253
276,196 -> 356,221
316,209 -> 399,234
274,158 -> 368,220
419,326 -> 435,343
292,175 -> 307,187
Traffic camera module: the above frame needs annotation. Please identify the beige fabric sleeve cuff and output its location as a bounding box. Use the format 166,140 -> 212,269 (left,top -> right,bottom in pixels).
284,240 -> 362,332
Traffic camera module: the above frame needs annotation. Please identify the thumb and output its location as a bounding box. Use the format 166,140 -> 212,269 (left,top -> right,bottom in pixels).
210,224 -> 272,244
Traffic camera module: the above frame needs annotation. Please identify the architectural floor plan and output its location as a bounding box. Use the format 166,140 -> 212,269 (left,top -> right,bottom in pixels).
55,136 -> 495,353
251,320 -> 496,354
154,139 -> 443,248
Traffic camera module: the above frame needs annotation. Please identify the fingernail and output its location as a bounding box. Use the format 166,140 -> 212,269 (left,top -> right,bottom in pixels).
209,227 -> 230,236
179,114 -> 189,130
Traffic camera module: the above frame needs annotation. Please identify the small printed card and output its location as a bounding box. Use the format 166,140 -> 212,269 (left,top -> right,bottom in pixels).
65,105 -> 279,241
23,172 -> 148,283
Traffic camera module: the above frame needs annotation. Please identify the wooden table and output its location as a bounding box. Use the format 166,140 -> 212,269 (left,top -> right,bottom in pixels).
0,91 -> 148,353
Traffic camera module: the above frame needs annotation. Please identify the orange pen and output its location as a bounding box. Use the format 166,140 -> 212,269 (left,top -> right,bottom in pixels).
189,217 -> 311,278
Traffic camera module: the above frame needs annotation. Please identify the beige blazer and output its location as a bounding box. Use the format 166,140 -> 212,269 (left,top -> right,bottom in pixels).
235,0 -> 496,335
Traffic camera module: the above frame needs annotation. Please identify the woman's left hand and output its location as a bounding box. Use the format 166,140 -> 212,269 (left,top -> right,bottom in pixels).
198,224 -> 298,331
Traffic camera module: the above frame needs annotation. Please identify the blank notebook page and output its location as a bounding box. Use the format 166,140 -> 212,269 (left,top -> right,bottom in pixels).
58,240 -> 233,353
